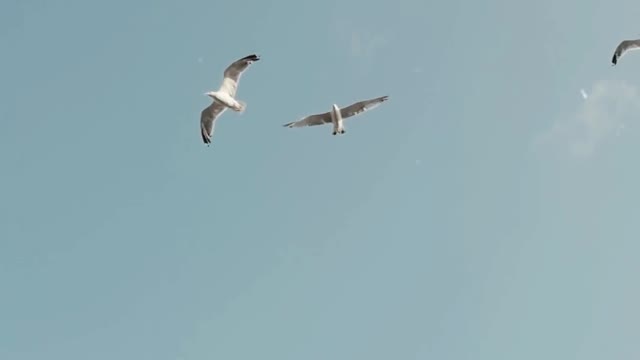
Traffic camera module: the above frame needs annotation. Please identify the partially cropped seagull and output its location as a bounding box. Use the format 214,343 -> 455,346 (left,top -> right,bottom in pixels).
283,95 -> 389,135
200,54 -> 260,145
611,39 -> 640,65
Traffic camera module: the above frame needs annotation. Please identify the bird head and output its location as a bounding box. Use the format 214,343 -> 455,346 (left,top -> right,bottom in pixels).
204,91 -> 216,98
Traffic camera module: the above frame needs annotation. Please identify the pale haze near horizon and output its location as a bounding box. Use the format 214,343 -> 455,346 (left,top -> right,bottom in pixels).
1,0 -> 640,359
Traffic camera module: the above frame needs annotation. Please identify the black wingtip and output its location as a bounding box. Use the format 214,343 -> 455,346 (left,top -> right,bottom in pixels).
242,54 -> 260,62
612,54 -> 617,65
201,129 -> 212,145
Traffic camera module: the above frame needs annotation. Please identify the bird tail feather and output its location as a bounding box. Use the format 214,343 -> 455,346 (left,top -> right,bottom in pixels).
236,100 -> 247,113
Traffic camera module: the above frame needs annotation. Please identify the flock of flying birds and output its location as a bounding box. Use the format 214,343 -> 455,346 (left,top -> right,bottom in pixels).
199,54 -> 388,145
198,39 -> 639,146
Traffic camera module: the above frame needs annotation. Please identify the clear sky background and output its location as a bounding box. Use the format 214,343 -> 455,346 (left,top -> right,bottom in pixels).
1,0 -> 640,358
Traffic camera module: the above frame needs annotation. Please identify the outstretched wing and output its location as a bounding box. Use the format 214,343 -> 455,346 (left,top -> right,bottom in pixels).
200,100 -> 228,145
219,54 -> 260,97
612,39 -> 640,65
282,112 -> 332,128
339,95 -> 389,119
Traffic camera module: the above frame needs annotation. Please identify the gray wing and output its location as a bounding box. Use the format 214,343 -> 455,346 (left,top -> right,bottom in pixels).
612,39 -> 640,65
219,54 -> 260,97
200,100 -> 228,145
282,112 -> 332,128
339,95 -> 389,119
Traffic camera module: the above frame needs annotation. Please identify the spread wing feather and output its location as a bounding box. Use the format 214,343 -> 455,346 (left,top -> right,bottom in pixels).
612,39 -> 640,65
282,112 -> 332,128
219,54 -> 260,97
339,95 -> 389,119
200,100 -> 227,145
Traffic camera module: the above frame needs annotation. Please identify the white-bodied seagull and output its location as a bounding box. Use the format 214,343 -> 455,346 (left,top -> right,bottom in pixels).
200,54 -> 260,145
283,95 -> 389,135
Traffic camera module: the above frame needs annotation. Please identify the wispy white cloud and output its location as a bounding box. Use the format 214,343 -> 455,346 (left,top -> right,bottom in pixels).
349,31 -> 389,59
580,88 -> 588,99
330,13 -> 391,68
533,79 -> 640,157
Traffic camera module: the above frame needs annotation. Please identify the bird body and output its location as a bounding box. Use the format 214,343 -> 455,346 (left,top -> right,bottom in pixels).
204,90 -> 246,113
330,104 -> 345,135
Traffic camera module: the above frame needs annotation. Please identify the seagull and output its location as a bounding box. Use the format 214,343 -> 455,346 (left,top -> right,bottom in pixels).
283,95 -> 389,135
611,39 -> 640,65
200,54 -> 260,145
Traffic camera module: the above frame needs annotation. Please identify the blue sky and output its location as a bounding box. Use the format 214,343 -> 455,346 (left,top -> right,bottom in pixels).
2,0 -> 640,358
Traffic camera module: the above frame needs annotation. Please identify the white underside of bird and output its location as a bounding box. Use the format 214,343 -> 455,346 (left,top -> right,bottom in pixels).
204,89 -> 246,113
329,104 -> 345,135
